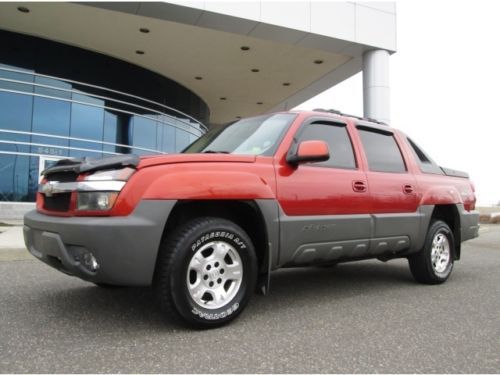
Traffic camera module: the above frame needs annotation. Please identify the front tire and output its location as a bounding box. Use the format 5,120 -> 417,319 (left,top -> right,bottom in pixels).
155,217 -> 257,328
408,220 -> 455,284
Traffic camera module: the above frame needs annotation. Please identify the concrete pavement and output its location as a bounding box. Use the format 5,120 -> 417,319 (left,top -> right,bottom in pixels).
0,224 -> 499,372
0,221 -> 31,261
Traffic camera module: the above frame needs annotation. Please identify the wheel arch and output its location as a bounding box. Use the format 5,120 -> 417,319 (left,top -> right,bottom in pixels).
157,199 -> 275,293
431,204 -> 461,259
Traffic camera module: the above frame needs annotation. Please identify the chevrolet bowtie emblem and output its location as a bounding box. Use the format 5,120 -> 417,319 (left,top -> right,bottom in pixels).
41,182 -> 57,197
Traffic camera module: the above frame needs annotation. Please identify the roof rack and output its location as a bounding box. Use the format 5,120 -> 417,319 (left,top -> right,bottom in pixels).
312,108 -> 388,126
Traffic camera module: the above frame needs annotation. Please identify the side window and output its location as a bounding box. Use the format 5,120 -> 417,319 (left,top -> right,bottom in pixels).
358,127 -> 406,173
297,121 -> 356,169
406,137 -> 444,175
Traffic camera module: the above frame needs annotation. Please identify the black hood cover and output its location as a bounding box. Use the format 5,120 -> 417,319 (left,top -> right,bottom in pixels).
42,154 -> 140,176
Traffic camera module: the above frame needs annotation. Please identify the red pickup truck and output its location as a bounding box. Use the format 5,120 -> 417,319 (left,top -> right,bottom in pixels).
24,110 -> 479,328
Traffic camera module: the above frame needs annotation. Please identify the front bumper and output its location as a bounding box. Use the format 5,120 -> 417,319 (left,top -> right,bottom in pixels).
23,200 -> 176,286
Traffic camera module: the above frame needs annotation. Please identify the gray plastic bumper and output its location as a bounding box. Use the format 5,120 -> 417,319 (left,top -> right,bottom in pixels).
23,200 -> 176,286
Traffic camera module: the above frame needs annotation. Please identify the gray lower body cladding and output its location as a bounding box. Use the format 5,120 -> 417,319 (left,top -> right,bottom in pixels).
277,207 -> 433,267
23,200 -> 175,286
458,206 -> 480,242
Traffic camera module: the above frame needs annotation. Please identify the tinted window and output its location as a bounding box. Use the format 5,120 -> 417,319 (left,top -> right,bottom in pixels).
358,128 -> 406,173
406,137 -> 444,175
297,121 -> 356,169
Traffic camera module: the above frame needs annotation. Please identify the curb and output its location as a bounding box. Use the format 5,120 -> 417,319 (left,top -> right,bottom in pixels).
0,248 -> 33,262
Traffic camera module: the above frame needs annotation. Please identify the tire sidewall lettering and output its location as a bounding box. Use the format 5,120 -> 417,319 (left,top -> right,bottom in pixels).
191,302 -> 240,321
190,231 -> 246,252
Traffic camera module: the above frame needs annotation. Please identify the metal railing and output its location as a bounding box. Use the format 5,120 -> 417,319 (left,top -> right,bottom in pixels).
0,66 -> 208,134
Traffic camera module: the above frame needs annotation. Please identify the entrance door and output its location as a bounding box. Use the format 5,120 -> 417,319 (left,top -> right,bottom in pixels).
38,156 -> 63,182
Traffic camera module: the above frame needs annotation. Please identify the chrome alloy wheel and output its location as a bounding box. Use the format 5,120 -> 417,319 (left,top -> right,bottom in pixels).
186,241 -> 243,310
431,232 -> 451,273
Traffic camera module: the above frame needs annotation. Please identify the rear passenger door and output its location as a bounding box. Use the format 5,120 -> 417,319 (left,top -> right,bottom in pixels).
356,125 -> 419,252
276,118 -> 372,265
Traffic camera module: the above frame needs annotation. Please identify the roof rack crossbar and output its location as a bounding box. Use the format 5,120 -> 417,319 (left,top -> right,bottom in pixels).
312,108 -> 388,126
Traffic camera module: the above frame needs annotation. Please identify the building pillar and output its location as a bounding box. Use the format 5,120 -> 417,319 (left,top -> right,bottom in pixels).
362,49 -> 390,124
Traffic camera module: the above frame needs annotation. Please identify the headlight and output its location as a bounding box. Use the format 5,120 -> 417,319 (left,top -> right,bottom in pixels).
76,167 -> 134,211
77,192 -> 119,211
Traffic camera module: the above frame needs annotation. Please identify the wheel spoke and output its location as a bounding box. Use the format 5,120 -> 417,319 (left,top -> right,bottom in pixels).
225,263 -> 242,280
212,287 -> 229,306
213,242 -> 229,260
189,281 -> 207,299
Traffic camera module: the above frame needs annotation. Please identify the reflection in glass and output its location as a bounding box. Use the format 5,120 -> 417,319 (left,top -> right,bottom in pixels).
0,154 -> 30,202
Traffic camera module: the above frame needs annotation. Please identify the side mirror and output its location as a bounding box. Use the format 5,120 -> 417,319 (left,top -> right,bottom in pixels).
286,140 -> 330,165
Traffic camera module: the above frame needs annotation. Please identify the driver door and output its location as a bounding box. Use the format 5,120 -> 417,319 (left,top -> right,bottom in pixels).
275,118 -> 372,266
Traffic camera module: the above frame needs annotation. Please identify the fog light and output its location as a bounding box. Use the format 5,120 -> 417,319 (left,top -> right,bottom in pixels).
68,246 -> 100,273
83,252 -> 100,272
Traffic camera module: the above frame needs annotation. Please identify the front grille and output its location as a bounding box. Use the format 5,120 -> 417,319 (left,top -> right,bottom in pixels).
42,172 -> 77,212
44,193 -> 72,212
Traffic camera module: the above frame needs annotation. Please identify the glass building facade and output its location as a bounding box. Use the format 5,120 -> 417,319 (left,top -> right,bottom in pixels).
0,30 -> 209,203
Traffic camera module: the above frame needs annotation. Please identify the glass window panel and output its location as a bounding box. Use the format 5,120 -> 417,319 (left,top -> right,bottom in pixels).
103,111 -> 118,153
32,97 -> 70,136
34,75 -> 71,99
0,64 -> 34,92
72,92 -> 104,107
189,133 -> 198,146
70,102 -> 104,155
70,103 -> 104,141
175,128 -> 190,153
0,154 -> 30,202
32,97 -> 70,152
0,92 -> 33,131
0,138 -> 30,153
31,143 -> 68,157
69,146 -> 103,159
131,116 -> 157,152
358,128 -> 406,173
28,156 -> 39,201
297,122 -> 356,169
160,124 -> 175,153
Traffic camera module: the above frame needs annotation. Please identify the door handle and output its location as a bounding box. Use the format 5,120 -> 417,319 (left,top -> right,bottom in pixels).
403,184 -> 414,194
352,180 -> 367,193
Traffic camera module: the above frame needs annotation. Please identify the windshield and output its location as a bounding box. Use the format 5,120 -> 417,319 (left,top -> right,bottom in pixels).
183,113 -> 296,156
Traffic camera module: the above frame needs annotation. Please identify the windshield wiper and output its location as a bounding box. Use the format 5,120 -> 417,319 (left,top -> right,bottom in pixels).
202,150 -> 230,154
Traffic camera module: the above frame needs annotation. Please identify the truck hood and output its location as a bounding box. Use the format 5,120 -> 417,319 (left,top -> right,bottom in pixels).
138,153 -> 257,168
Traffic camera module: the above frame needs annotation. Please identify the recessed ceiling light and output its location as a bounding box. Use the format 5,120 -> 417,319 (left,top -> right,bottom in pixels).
220,97 -> 227,101
139,28 -> 150,33
251,68 -> 260,73
314,59 -> 324,64
282,82 -> 291,86
17,6 -> 30,13
195,76 -> 203,80
257,102 -> 263,105
240,46 -> 250,51
135,50 -> 145,55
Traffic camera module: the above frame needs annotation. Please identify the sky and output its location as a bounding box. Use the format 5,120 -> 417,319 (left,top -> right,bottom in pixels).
295,0 -> 500,206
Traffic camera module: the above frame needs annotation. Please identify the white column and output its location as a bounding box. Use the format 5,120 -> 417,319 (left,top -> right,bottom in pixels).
362,49 -> 390,124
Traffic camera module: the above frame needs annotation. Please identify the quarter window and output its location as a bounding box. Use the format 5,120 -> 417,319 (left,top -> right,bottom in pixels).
406,137 -> 444,175
297,121 -> 356,169
358,127 -> 406,173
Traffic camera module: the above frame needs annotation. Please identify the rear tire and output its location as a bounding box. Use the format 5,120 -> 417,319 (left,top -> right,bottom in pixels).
154,217 -> 257,328
408,220 -> 455,284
